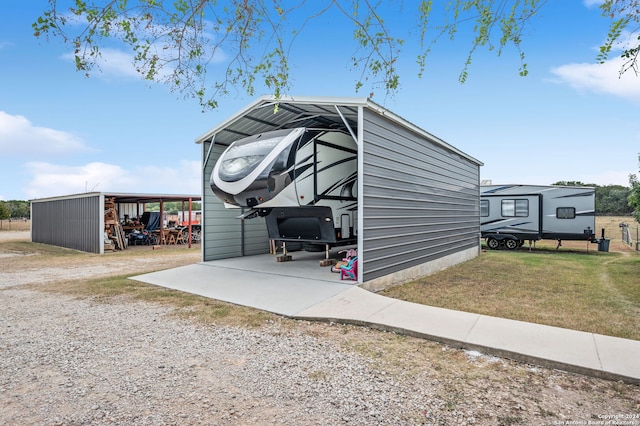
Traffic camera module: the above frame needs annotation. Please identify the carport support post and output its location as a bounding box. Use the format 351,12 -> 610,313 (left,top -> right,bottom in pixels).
188,197 -> 193,249
160,200 -> 164,244
99,193 -> 105,254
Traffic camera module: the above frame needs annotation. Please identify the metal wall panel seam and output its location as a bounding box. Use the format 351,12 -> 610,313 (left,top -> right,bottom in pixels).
357,104 -> 365,285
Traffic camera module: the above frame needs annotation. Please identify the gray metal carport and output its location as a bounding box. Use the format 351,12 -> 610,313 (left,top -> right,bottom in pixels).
31,192 -> 200,254
196,96 -> 483,290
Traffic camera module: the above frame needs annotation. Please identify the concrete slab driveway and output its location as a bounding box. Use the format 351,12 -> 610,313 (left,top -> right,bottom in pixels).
132,251 -> 640,384
132,251 -> 356,317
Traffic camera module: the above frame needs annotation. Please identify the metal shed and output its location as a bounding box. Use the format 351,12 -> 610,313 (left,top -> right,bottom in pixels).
196,96 -> 483,290
31,192 -> 200,254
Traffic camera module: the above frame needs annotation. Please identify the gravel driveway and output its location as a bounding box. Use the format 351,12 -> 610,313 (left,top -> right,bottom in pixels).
1,232 -> 639,425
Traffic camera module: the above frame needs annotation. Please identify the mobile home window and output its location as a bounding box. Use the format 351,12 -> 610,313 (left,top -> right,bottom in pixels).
502,199 -> 528,217
557,207 -> 575,219
480,200 -> 489,217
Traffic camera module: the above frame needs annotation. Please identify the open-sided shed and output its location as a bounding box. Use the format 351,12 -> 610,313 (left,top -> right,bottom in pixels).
31,192 -> 200,254
196,96 -> 483,290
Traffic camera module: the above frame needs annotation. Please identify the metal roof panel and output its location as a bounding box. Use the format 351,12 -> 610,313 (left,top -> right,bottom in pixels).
195,95 -> 482,166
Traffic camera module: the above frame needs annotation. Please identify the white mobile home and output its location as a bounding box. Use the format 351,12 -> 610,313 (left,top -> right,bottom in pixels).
480,184 -> 597,249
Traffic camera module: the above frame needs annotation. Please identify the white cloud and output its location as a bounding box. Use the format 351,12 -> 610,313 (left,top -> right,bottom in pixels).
550,57 -> 640,102
134,160 -> 201,194
24,162 -> 137,199
58,12 -> 227,81
0,111 -> 92,157
583,0 -> 603,8
610,30 -> 640,53
61,46 -> 178,81
91,48 -> 142,78
61,47 -> 141,79
24,160 -> 200,199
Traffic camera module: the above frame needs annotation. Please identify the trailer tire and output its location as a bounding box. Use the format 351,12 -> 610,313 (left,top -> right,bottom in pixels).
487,237 -> 500,250
504,238 -> 519,250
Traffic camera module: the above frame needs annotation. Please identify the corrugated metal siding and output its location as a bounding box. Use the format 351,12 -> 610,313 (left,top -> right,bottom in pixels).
31,195 -> 101,253
202,142 -> 269,261
116,203 -> 145,221
242,219 -> 270,256
361,109 -> 480,282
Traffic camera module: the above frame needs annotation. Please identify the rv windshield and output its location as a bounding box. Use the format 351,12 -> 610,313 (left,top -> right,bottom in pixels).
219,135 -> 284,182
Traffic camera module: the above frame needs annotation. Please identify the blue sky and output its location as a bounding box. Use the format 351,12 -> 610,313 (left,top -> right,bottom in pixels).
1,1 -> 639,201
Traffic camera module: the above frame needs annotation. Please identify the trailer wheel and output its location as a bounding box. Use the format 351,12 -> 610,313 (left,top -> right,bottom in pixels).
504,238 -> 519,250
486,237 -> 500,250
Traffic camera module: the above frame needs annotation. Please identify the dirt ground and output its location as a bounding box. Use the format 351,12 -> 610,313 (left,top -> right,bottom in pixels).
0,230 -> 201,288
1,228 -> 640,425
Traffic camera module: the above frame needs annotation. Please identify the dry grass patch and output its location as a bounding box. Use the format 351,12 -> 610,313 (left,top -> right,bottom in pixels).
381,216 -> 640,340
2,237 -> 263,328
608,256 -> 640,305
41,275 -> 277,329
382,249 -> 640,340
1,240 -> 79,256
0,219 -> 30,232
0,241 -> 89,272
537,215 -> 638,253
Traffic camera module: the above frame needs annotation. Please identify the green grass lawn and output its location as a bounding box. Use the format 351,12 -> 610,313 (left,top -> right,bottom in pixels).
381,249 -> 640,340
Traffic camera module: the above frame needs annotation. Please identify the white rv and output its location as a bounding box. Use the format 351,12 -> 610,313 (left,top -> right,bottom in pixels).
210,127 -> 357,247
480,184 -> 597,250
